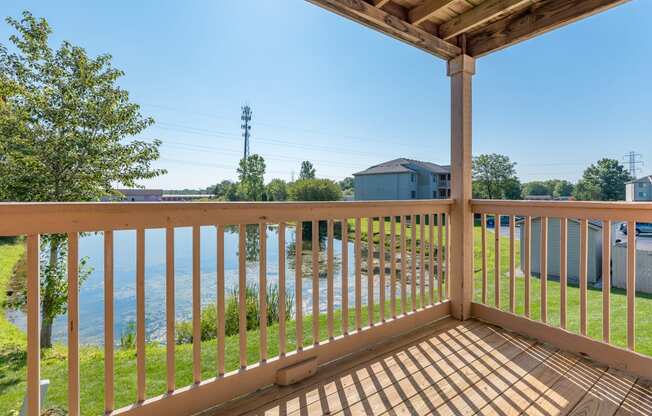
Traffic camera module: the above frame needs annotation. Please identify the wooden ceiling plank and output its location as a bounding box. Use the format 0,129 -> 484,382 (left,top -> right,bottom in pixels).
372,0 -> 393,7
439,0 -> 532,40
306,0 -> 461,60
467,0 -> 630,57
408,0 -> 457,25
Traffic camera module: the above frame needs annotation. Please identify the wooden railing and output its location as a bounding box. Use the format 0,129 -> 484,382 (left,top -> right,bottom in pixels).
0,200 -> 452,416
470,199 -> 652,379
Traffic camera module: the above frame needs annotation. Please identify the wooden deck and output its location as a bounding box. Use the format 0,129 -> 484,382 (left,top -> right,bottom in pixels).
209,318 -> 652,416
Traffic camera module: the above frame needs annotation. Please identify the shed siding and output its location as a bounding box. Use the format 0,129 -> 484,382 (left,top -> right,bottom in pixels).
612,245 -> 652,294
520,218 -> 602,284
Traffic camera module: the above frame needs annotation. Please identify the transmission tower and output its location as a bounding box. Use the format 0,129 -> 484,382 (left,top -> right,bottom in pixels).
241,105 -> 252,160
623,151 -> 643,179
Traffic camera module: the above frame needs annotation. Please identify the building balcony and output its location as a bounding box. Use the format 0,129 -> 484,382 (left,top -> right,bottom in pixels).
3,199 -> 651,415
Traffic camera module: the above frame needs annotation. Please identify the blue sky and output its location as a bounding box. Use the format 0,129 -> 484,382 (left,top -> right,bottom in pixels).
2,1 -> 651,189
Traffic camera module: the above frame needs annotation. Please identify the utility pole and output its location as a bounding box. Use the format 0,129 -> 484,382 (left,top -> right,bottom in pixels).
241,105 -> 252,160
623,151 -> 643,179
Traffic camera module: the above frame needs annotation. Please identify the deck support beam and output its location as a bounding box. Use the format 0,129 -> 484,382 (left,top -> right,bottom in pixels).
448,55 -> 475,320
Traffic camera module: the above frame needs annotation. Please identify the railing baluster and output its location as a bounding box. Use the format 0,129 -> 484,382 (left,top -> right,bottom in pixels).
239,224 -> 248,366
193,225 -> 201,382
429,214 -> 435,305
104,231 -> 115,411
278,223 -> 286,354
27,234 -> 40,416
390,216 -> 397,318
341,219 -> 349,335
509,215 -> 515,313
367,217 -> 374,326
627,220 -> 636,350
481,213 -> 487,304
379,217 -> 386,322
136,228 -> 146,401
438,214 -> 443,303
420,214 -> 425,308
602,220 -> 611,344
560,218 -> 568,329
400,216 -> 407,314
295,221 -> 303,349
259,223 -> 268,360
580,219 -> 588,336
165,227 -> 175,391
327,220 -> 334,338
445,213 -> 450,299
355,218 -> 362,330
411,215 -> 417,311
68,232 -> 80,416
312,220 -> 319,344
495,214 -> 501,309
524,216 -> 531,318
217,225 -> 226,374
540,216 -> 548,323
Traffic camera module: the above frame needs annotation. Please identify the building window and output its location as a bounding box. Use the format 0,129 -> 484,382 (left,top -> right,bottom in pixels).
433,174 -> 437,183
411,174 -> 415,183
640,192 -> 647,198
411,190 -> 416,199
433,191 -> 437,198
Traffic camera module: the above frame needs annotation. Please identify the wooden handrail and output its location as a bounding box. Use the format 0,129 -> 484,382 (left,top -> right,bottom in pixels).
471,199 -> 652,221
0,200 -> 452,236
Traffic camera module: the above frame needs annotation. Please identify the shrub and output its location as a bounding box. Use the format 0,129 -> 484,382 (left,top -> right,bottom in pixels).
119,321 -> 136,349
175,283 -> 294,344
288,179 -> 342,201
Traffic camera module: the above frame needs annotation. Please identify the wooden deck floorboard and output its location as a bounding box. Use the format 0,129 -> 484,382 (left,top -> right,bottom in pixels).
203,319 -> 651,416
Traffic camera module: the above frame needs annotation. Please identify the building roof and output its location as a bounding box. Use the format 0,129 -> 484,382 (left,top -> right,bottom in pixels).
627,175 -> 652,185
353,158 -> 450,176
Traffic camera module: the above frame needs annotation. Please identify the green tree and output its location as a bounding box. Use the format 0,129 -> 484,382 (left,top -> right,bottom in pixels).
339,177 -> 354,192
553,180 -> 574,198
573,158 -> 632,201
265,179 -> 288,201
0,12 -> 164,347
237,154 -> 266,201
472,154 -> 520,200
288,179 -> 342,201
522,181 -> 551,198
212,180 -> 239,201
299,161 -> 316,180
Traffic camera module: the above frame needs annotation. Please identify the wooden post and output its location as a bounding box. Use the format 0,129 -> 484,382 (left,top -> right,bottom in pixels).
448,54 -> 475,320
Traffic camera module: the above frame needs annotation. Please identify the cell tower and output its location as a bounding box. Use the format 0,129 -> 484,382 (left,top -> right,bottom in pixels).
241,105 -> 252,160
623,151 -> 643,179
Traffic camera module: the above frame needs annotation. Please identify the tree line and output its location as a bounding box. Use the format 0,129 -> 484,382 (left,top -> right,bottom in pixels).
210,158 -> 353,202
473,153 -> 633,201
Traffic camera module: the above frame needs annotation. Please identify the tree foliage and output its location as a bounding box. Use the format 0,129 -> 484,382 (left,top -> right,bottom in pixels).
236,155 -> 266,201
299,160 -> 316,180
573,158 -> 631,201
521,181 -> 551,197
265,178 -> 287,201
288,179 -> 342,201
212,180 -> 239,201
472,154 -> 520,200
0,11 -> 164,347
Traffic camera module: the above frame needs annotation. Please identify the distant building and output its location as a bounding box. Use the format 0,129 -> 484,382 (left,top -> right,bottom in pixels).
626,175 -> 652,201
353,158 -> 450,201
103,189 -> 163,202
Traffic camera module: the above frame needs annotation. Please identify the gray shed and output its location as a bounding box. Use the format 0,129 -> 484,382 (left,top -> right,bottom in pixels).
612,244 -> 652,294
518,218 -> 603,284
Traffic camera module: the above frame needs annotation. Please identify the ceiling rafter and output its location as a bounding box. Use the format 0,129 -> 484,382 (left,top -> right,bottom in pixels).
307,0 -> 460,60
438,0 -> 532,40
408,0 -> 457,25
466,0 -> 630,57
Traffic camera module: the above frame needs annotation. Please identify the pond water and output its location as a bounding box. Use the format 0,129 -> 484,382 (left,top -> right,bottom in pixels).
10,225 -> 384,345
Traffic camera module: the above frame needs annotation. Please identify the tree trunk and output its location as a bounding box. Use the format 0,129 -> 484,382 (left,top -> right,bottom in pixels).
40,318 -> 53,348
40,240 -> 59,349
